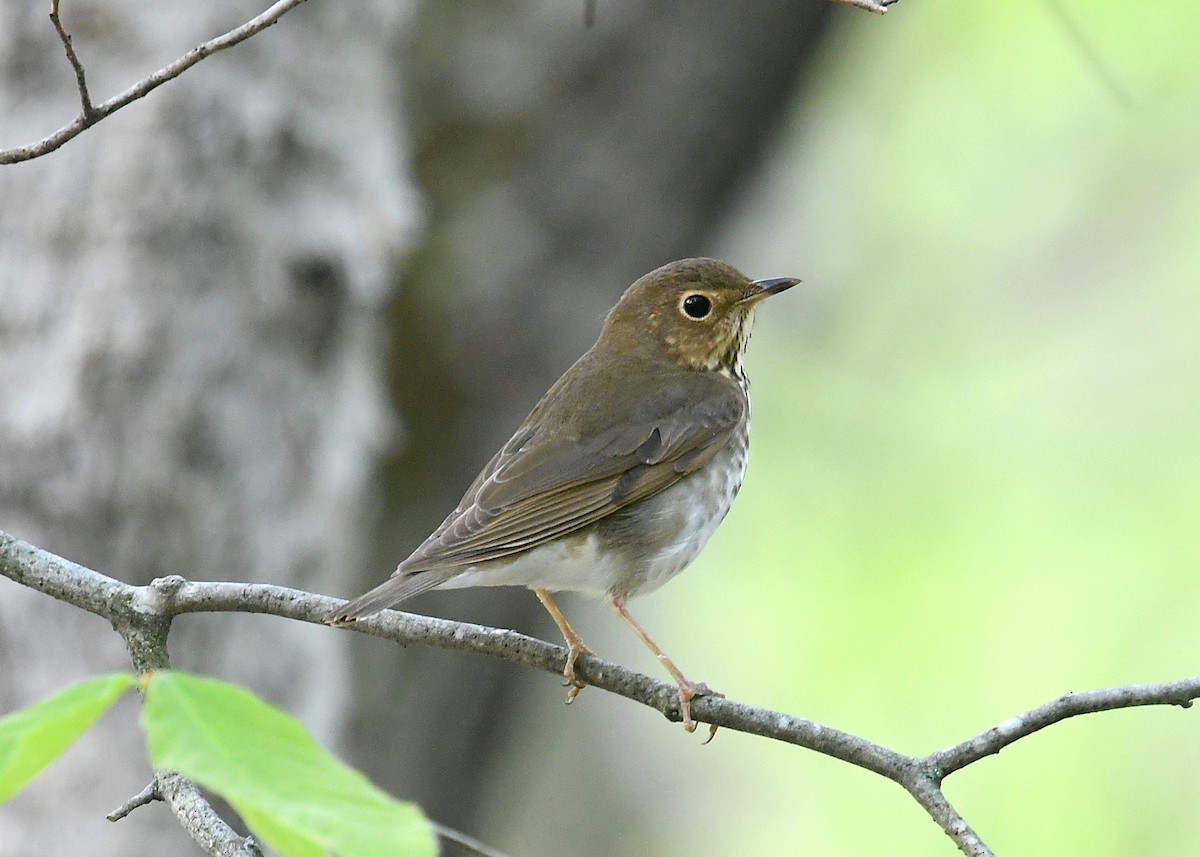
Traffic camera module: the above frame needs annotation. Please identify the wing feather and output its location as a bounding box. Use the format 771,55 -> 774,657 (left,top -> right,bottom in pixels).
400,357 -> 746,573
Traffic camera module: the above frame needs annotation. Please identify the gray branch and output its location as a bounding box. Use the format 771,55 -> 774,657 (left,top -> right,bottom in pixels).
4,528 -> 1199,857
155,774 -> 264,857
834,0 -> 895,12
106,781 -> 160,823
109,777 -> 508,857
430,821 -> 514,857
0,0 -> 309,165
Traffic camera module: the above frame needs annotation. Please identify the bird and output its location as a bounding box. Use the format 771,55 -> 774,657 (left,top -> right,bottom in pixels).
327,257 -> 799,733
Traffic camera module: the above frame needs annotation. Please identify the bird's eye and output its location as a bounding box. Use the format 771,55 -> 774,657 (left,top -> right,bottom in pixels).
680,293 -> 712,320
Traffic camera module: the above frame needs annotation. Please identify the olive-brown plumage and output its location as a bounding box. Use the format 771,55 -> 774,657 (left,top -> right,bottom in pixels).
328,257 -> 798,732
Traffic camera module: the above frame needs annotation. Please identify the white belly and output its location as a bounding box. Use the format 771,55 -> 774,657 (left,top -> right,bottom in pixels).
438,530 -> 629,595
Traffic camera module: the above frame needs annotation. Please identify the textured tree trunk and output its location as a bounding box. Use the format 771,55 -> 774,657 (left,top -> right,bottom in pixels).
0,2 -> 414,854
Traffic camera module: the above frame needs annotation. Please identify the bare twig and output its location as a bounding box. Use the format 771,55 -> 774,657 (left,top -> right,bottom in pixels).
6,0 -> 900,166
431,821 -> 514,857
902,776 -> 993,857
156,772 -> 264,857
833,0 -> 897,15
48,0 -> 95,119
106,776 -> 263,857
0,0 -> 309,165
106,780 -> 161,822
928,678 -> 1197,776
4,529 -> 1199,857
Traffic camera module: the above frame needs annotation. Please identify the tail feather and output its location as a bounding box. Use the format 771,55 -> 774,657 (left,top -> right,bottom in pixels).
325,568 -> 459,625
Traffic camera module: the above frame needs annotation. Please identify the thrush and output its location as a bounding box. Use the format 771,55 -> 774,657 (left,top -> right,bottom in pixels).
328,257 -> 798,732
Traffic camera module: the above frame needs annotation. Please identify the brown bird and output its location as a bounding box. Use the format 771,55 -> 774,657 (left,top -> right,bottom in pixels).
328,258 -> 798,732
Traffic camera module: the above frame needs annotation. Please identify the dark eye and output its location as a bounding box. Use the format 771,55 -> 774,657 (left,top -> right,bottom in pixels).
681,293 -> 712,319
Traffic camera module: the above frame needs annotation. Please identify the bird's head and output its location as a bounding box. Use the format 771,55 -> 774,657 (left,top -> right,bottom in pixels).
600,257 -> 800,372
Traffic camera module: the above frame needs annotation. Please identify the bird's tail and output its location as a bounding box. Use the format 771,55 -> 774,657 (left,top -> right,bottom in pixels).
324,568 -> 459,625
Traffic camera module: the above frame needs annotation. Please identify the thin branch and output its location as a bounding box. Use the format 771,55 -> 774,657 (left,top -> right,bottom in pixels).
171,578 -> 912,774
2,0 -> 901,165
581,0 -> 894,25
902,776 -> 994,857
0,527 -> 132,614
48,0 -> 95,119
4,529 -> 1199,857
107,780 -> 160,822
927,678 -> 1198,776
105,776 -> 263,857
108,777 -> 503,857
431,821 -> 514,857
832,0 -> 897,14
156,772 -> 264,857
0,0 -> 309,165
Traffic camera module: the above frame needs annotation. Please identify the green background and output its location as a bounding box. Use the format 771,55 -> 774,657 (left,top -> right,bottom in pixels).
518,2 -> 1200,855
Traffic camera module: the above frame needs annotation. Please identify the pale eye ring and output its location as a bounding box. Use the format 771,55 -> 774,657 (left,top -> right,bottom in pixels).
680,293 -> 712,320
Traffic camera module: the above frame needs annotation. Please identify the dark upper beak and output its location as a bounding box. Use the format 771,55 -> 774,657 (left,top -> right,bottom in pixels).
741,276 -> 802,304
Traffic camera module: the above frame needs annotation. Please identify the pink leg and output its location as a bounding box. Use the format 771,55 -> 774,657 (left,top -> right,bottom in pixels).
534,588 -> 592,703
609,595 -> 721,738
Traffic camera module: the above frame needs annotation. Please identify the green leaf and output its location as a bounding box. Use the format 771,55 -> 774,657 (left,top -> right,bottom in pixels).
0,673 -> 135,803
143,671 -> 435,857
233,800 -> 326,857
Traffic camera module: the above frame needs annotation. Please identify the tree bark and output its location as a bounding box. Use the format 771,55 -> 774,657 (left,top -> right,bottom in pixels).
0,2 -> 414,853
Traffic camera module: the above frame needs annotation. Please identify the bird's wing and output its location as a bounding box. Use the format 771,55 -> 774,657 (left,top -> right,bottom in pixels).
400,368 -> 746,572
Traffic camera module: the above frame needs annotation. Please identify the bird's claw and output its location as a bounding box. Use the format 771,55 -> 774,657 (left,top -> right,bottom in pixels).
676,679 -> 724,739
561,640 -> 592,704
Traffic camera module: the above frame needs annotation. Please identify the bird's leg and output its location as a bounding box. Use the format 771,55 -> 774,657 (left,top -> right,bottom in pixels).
533,588 -> 591,702
608,595 -> 721,738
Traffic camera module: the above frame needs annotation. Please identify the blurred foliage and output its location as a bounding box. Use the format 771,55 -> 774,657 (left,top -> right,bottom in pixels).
0,674 -> 133,804
628,1 -> 1200,855
0,672 -> 434,857
143,672 -> 434,857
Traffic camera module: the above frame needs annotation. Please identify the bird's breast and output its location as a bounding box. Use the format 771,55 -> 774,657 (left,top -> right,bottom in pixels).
600,424 -> 750,599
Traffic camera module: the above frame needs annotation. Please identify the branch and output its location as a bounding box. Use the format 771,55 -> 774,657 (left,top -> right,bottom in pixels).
4,0 -> 903,166
1,532 -> 259,857
48,0 -> 95,120
4,529 -> 1199,857
929,678 -> 1197,776
107,777 -> 507,857
430,822 -> 513,857
155,773 -> 265,857
833,0 -> 897,14
107,781 -> 160,823
0,0 -> 309,165
106,777 -> 263,857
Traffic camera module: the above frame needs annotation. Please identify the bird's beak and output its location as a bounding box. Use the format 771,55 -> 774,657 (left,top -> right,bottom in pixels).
741,276 -> 802,305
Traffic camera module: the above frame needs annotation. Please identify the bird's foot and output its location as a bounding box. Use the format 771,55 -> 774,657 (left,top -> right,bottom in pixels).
675,678 -> 724,741
533,588 -> 594,704
562,638 -> 592,704
607,596 -> 722,738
